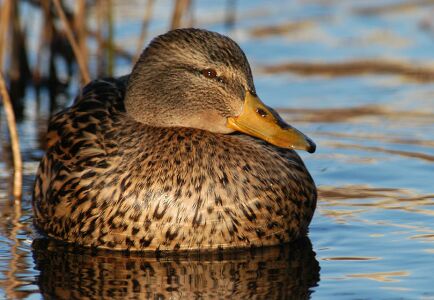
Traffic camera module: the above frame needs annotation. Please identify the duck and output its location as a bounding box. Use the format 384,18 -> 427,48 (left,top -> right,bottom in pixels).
32,28 -> 317,251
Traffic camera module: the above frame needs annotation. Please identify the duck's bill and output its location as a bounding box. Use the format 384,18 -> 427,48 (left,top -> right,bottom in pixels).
226,91 -> 316,153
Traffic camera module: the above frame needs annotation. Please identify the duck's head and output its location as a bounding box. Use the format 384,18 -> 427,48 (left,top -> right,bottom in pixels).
125,28 -> 315,153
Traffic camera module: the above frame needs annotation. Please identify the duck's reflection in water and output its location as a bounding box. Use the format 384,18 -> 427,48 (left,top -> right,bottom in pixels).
32,237 -> 320,299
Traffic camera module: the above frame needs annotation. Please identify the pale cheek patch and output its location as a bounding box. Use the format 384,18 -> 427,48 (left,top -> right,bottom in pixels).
179,111 -> 234,134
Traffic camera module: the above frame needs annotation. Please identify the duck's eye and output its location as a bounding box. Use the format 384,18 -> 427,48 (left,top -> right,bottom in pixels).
201,68 -> 217,79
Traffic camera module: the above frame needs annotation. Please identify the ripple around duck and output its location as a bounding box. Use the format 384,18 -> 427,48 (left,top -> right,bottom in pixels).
261,60 -> 434,82
346,271 -> 411,283
280,106 -> 434,124
317,185 -> 434,223
322,256 -> 381,261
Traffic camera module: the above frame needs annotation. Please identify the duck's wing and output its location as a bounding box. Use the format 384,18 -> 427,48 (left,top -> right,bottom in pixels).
33,77 -> 129,225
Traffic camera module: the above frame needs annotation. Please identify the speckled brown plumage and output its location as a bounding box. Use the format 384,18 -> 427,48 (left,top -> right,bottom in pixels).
33,28 -> 317,251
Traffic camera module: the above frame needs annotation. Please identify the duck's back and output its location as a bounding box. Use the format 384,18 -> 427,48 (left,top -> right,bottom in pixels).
33,78 -> 317,251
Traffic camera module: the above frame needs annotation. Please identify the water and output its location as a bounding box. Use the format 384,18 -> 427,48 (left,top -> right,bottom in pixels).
1,0 -> 434,299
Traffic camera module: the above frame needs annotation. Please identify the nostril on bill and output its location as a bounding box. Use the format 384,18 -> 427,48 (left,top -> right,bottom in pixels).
256,108 -> 268,118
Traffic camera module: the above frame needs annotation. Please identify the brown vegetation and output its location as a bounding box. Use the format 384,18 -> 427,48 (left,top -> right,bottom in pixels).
261,60 -> 434,82
0,0 -> 205,202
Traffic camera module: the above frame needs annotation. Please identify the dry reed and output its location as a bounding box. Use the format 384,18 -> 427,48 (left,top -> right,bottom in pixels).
171,0 -> 191,29
52,0 -> 91,84
0,71 -> 22,201
74,0 -> 88,70
0,0 -> 22,201
135,0 -> 155,61
0,0 -> 12,71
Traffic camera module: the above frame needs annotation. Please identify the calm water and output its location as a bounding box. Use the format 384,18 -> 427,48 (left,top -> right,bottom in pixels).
1,0 -> 434,299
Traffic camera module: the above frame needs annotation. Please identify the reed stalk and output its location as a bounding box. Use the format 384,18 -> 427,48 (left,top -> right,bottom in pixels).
135,0 -> 155,62
186,0 -> 195,27
171,0 -> 190,29
0,0 -> 22,201
74,0 -> 88,70
52,0 -> 91,84
0,0 -> 12,71
0,71 -> 22,201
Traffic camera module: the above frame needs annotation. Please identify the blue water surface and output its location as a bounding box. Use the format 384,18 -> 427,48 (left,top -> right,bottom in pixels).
0,0 -> 433,299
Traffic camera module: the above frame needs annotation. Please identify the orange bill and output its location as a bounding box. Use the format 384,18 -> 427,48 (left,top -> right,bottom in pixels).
227,91 -> 316,153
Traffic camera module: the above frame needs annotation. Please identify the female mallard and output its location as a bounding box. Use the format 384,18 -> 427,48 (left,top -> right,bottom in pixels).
33,28 -> 317,251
